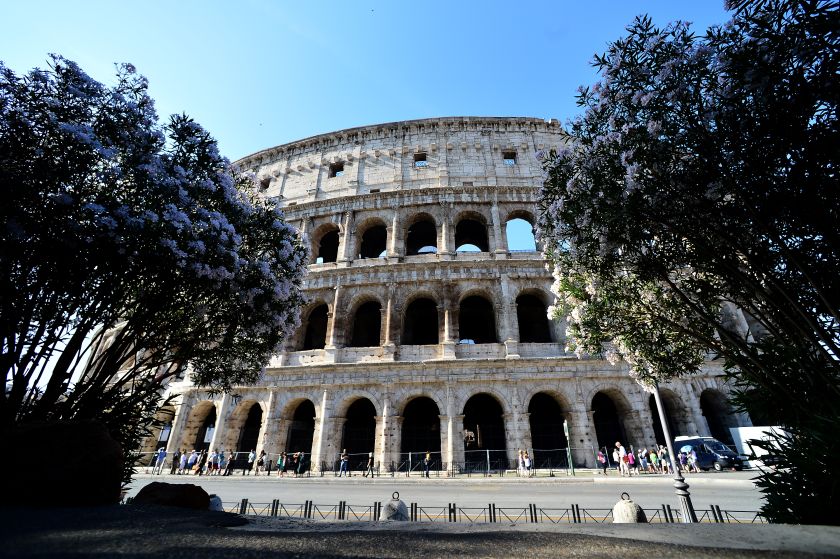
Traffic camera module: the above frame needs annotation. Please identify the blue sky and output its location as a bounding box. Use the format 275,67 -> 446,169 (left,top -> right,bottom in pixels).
1,1 -> 730,161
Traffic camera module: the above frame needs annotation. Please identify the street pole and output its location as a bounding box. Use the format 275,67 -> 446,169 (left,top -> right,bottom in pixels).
652,382 -> 697,523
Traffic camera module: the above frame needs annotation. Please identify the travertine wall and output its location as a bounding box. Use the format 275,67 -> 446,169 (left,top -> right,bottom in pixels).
158,117 -> 750,471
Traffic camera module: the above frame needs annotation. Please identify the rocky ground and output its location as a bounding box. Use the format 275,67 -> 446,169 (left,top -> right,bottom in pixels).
2,504 -> 838,558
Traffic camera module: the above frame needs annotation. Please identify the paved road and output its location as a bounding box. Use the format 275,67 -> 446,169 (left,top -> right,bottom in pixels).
129,471 -> 763,512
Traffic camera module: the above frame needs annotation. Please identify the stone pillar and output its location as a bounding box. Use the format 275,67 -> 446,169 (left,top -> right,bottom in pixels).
491,201 -> 507,258
382,285 -> 396,359
337,210 -> 354,267
450,415 -> 466,469
208,393 -> 231,454
255,390 -> 276,459
165,394 -> 189,454
326,416 -> 346,468
310,389 -> 331,472
439,216 -> 453,260
499,273 -> 519,358
441,301 -> 456,359
573,407 -> 598,468
324,285 -> 342,363
388,210 -> 402,261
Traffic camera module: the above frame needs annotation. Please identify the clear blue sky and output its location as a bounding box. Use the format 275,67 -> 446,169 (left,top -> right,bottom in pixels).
1,1 -> 731,161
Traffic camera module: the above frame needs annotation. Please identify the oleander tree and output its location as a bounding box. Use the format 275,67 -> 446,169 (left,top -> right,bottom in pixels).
0,56 -> 308,484
538,0 -> 839,524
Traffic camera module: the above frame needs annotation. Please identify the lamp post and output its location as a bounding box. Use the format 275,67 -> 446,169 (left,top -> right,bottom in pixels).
652,381 -> 697,523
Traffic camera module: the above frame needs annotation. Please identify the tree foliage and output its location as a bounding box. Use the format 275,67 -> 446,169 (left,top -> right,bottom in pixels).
0,56 -> 308,484
538,0 -> 839,524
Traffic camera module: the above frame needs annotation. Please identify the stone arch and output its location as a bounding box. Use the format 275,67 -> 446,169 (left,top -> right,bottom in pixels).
399,395 -> 442,458
457,294 -> 498,344
462,392 -> 507,469
141,403 -> 176,457
503,208 -> 537,225
649,388 -> 694,446
221,399 -> 265,453
588,387 -> 636,452
283,398 -> 317,455
405,212 -> 438,256
180,400 -> 218,453
402,294 -> 439,345
505,212 -> 537,252
395,389 -> 447,418
515,289 -> 553,343
527,391 -> 570,467
310,222 -> 341,264
344,293 -> 384,347
300,302 -> 329,350
700,388 -> 738,446
339,398 -> 377,465
454,210 -> 489,252
355,216 -> 388,259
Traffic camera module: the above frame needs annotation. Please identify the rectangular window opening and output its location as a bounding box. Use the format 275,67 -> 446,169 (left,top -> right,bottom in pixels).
503,151 -> 517,166
329,162 -> 345,178
414,152 -> 428,168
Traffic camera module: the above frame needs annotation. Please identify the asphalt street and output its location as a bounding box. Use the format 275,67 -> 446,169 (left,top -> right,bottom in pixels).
129,470 -> 763,512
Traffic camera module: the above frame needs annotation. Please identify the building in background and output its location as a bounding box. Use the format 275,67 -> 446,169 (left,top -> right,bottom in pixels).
144,117 -> 751,473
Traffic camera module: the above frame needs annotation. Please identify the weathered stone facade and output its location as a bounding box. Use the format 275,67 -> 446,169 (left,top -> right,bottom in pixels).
150,117 -> 751,472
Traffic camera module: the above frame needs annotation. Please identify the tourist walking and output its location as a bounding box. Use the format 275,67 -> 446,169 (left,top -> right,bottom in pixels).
243,449 -> 255,475
257,450 -> 267,474
648,448 -> 658,473
423,451 -> 431,478
616,442 -> 629,476
277,452 -> 286,477
169,450 -> 180,475
338,449 -> 349,477
178,449 -> 188,474
524,451 -> 532,477
153,447 -> 167,475
196,450 -> 207,476
597,450 -> 608,475
297,451 -> 307,477
518,449 -> 526,476
187,450 -> 197,473
364,452 -> 375,478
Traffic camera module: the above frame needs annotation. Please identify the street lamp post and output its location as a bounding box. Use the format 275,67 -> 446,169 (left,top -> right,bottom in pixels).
652,382 -> 698,523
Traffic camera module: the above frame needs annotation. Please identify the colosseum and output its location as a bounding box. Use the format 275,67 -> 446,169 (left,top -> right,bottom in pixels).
145,116 -> 753,474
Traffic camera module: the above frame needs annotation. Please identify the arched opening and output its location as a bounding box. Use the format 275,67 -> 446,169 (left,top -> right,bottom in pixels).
528,393 -> 569,467
455,218 -> 488,252
237,403 -> 263,453
193,405 -> 217,453
403,298 -> 439,345
341,398 -> 377,470
302,304 -> 328,350
463,393 -> 507,470
649,390 -> 691,446
141,405 -> 175,456
315,229 -> 339,264
591,392 -> 627,453
458,295 -> 497,344
506,217 -> 536,251
358,225 -> 387,258
700,389 -> 738,446
401,397 -> 441,469
286,400 -> 316,455
349,301 -> 381,347
516,293 -> 552,343
406,218 -> 437,255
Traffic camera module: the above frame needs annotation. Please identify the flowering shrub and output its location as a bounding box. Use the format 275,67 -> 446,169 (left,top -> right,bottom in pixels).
0,56 -> 307,484
538,1 -> 839,524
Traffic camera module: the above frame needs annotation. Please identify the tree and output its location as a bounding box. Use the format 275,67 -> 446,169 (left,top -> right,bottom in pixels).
538,0 -> 839,524
0,56 -> 308,485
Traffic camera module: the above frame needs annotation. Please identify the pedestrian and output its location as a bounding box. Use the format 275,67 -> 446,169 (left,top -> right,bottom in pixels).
364,452 -> 374,478
679,451 -> 688,473
423,451 -> 431,478
187,450 -> 197,473
597,450 -> 607,475
244,449 -> 255,475
297,451 -> 307,477
648,448 -> 658,473
659,446 -> 670,474
257,449 -> 266,474
291,452 -> 299,477
524,451 -> 532,477
616,442 -> 629,476
208,450 -> 217,475
169,449 -> 180,475
196,450 -> 207,476
338,449 -> 349,477
153,447 -> 167,475
178,449 -> 187,474
689,449 -> 700,473
627,447 -> 636,475
518,449 -> 526,477
612,447 -> 621,474
277,452 -> 286,477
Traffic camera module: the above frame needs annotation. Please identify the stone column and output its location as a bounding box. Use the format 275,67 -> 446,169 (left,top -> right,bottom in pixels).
388,210 -> 402,261
491,201 -> 507,258
499,273 -> 519,358
310,389 -> 331,472
441,300 -> 456,359
439,215 -> 453,260
326,416 -> 346,469
382,285 -> 396,360
572,407 -> 598,468
165,393 -> 189,454
337,210 -> 354,267
255,390 -> 276,459
324,285 -> 342,363
208,393 -> 231,454
450,415 -> 466,469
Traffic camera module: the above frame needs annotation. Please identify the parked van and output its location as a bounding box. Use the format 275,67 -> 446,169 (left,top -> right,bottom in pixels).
674,436 -> 744,471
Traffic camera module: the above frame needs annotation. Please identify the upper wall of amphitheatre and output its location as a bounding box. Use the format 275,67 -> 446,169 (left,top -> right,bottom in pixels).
235,117 -> 563,206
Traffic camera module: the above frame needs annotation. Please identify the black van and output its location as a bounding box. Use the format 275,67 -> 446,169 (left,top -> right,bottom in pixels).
674,436 -> 744,471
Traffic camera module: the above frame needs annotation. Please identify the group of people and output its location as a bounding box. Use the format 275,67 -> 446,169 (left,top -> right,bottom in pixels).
337,450 -> 378,477
517,449 -> 533,477
274,451 -> 309,477
597,442 -> 674,476
150,448 -> 310,476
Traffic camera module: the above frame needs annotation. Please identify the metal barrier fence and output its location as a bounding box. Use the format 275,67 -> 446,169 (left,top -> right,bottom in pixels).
210,498 -> 766,524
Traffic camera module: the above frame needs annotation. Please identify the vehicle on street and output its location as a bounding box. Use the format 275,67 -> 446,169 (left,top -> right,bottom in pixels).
674,436 -> 744,471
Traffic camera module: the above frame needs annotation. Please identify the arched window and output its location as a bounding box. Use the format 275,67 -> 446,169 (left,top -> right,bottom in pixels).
302,304 -> 328,350
315,229 -> 339,263
406,218 -> 437,255
455,218 -> 488,252
516,293 -> 552,343
403,298 -> 439,345
506,217 -> 536,251
358,225 -> 387,258
341,399 -> 377,460
528,393 -> 569,467
401,397 -> 441,455
349,301 -> 382,347
237,403 -> 263,453
591,391 -> 628,452
286,400 -> 316,455
458,295 -> 497,344
463,393 -> 507,469
700,389 -> 738,446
